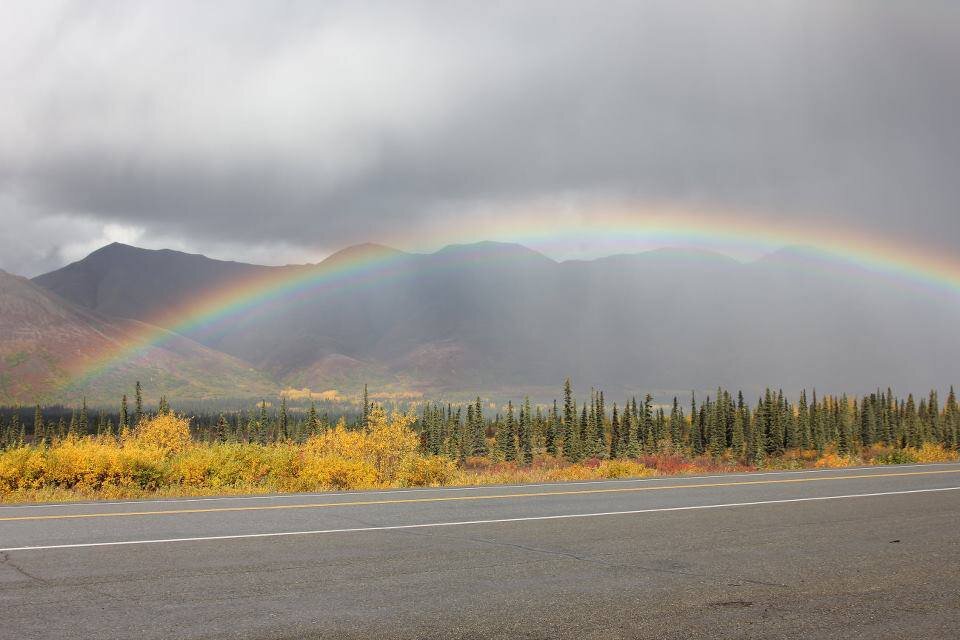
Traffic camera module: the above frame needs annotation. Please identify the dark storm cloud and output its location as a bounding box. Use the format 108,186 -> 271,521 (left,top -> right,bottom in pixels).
1,1 -> 959,274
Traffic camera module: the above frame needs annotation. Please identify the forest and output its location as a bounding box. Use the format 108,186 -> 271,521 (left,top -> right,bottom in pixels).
1,380 -> 958,502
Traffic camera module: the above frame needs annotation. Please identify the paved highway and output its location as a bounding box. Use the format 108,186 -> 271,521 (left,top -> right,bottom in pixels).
2,462 -> 959,639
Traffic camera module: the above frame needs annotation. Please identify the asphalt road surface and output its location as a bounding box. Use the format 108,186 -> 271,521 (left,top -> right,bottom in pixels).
2,462 -> 960,640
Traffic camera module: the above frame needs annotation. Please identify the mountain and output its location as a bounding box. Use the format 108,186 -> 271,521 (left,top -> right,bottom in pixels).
0,269 -> 276,405
27,241 -> 960,403
32,242 -> 283,324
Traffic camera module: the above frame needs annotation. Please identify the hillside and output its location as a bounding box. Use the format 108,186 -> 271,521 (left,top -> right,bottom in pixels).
0,269 -> 277,405
29,241 -> 960,402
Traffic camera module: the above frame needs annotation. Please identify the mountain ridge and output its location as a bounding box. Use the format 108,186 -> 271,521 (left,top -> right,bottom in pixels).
10,240 -> 959,404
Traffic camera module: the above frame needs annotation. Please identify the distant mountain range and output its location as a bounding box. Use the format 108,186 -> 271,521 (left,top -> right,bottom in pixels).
1,240 -> 956,405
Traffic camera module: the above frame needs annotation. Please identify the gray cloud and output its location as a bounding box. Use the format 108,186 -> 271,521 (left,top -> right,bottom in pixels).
1,1 -> 959,275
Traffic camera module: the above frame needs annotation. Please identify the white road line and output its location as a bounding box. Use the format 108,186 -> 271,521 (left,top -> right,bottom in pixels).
3,485 -> 957,553
2,462 -> 957,511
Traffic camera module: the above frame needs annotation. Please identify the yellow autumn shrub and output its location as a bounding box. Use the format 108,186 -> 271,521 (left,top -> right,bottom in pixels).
286,455 -> 378,491
133,413 -> 192,454
0,445 -> 46,492
913,442 -> 960,463
397,455 -> 461,487
365,406 -> 420,483
595,459 -> 653,479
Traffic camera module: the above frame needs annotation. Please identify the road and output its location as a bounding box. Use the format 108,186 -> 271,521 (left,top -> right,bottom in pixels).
1,462 -> 959,639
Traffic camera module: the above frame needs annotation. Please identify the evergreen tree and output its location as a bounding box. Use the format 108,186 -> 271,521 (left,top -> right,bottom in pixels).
946,386 -> 958,449
609,403 -> 621,458
135,381 -> 144,426
750,406 -> 765,466
497,402 -> 517,461
258,400 -> 269,444
905,394 -> 921,448
278,397 -> 289,441
473,397 -> 488,456
120,394 -> 129,433
797,390 -> 810,449
690,392 -> 704,455
579,404 -> 590,456
594,392 -> 607,458
545,400 -> 558,456
79,398 -> 89,435
709,389 -> 726,456
33,404 -> 44,445
730,408 -> 745,457
669,397 -> 682,445
837,395 -> 852,456
9,412 -> 22,446
362,384 -> 370,428
520,397 -> 534,464
623,401 -> 642,458
562,379 -> 577,459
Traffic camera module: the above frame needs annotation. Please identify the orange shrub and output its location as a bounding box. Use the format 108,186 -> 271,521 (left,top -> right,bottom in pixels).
814,452 -> 859,468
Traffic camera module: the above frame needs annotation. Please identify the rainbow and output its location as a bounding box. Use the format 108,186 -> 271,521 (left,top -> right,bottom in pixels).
65,208 -> 960,390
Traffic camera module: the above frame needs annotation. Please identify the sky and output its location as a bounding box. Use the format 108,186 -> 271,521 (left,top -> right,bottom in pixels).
1,1 -> 958,276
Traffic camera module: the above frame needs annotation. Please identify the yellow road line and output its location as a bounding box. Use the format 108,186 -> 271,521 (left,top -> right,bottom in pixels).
2,468 -> 959,523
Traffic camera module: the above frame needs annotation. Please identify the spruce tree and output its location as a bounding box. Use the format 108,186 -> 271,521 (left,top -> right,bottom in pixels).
797,390 -> 810,450
750,407 -> 765,467
730,408 -> 745,457
579,405 -> 590,457
709,390 -> 726,456
946,386 -> 959,449
497,402 -> 517,461
594,392 -> 607,458
609,403 -> 621,459
565,399 -> 581,462
563,379 -> 576,458
837,396 -> 852,456
135,381 -> 144,426
520,397 -> 534,464
669,397 -> 682,445
473,397 -> 488,456
362,384 -> 370,428
623,401 -> 642,458
33,404 -> 44,445
79,398 -> 88,435
278,397 -> 288,441
905,394 -> 920,448
690,392 -> 704,455
545,400 -> 558,456
120,394 -> 129,433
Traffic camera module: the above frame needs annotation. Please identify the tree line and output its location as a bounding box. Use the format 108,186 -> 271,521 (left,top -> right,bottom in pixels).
2,380 -> 958,464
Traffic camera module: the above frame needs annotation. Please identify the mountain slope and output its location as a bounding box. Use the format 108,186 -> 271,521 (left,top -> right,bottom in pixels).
33,242 -> 282,323
31,241 -> 960,401
0,270 -> 276,404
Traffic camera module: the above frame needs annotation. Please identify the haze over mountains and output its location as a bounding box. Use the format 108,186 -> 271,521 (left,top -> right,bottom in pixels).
1,240 -> 951,406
